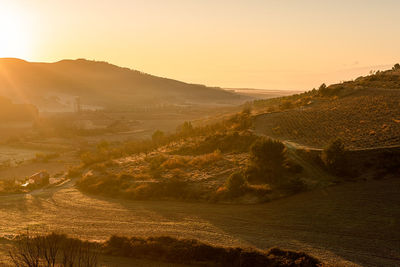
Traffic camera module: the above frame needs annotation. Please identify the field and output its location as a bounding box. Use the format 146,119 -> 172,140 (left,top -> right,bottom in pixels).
254,88 -> 400,149
0,177 -> 399,266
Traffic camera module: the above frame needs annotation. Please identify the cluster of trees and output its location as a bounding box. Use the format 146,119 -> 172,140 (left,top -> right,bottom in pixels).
223,138 -> 306,198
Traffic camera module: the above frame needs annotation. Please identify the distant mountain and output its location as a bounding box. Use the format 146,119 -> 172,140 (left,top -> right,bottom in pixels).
0,58 -> 244,111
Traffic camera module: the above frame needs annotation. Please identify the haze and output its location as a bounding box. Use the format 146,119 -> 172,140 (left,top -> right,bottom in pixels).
1,1 -> 400,266
1,0 -> 399,90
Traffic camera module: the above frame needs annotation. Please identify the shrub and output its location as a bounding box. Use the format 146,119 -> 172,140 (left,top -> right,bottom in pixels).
161,156 -> 188,169
67,165 -> 83,178
280,177 -> 307,194
226,172 -> 247,197
104,235 -> 322,266
189,150 -> 222,168
248,138 -> 287,185
322,139 -> 349,176
146,155 -> 167,178
250,138 -> 286,169
279,100 -> 293,110
10,233 -> 322,267
175,131 -> 258,155
227,110 -> 253,130
9,232 -> 99,267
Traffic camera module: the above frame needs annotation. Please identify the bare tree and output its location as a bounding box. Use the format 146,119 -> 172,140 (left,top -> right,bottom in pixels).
9,232 -> 98,267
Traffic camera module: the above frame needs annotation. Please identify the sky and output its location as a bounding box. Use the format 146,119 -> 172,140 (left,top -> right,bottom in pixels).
0,0 -> 399,90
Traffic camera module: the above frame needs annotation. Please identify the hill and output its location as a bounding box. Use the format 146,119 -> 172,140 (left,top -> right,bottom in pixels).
0,58 -> 244,111
253,64 -> 400,149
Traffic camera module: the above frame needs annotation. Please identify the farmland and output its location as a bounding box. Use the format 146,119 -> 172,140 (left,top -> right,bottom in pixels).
254,88 -> 400,149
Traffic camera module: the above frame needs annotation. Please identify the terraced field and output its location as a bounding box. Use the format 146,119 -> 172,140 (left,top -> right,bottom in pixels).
254,89 -> 400,149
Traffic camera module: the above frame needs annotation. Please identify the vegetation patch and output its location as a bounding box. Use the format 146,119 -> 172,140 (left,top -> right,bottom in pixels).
7,232 -> 323,267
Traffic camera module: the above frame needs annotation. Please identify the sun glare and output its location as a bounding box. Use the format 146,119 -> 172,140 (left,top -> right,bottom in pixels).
0,6 -> 32,59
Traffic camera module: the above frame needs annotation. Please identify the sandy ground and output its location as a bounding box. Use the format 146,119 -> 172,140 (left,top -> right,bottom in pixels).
0,178 -> 399,266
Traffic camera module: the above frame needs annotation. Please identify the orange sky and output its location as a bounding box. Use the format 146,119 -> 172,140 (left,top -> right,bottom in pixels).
0,0 -> 399,90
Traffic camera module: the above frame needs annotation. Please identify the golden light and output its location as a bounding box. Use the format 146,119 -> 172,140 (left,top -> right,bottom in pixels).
0,5 -> 33,59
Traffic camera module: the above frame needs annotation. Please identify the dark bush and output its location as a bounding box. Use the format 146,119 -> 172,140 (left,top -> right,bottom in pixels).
226,172 -> 247,197
280,177 -> 307,194
9,233 -> 321,267
104,235 -> 322,267
322,139 -> 350,176
248,138 -> 287,185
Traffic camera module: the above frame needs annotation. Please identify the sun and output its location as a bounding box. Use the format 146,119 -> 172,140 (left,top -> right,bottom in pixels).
0,6 -> 33,59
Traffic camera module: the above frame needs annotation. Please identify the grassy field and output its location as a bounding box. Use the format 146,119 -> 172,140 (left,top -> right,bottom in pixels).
0,177 -> 399,266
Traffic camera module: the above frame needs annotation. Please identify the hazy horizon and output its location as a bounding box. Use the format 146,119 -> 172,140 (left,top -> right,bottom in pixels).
1,0 -> 399,90
0,2 -> 399,266
0,57 -> 394,92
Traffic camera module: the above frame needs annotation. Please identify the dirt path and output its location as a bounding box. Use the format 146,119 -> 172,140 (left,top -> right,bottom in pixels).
0,177 -> 399,266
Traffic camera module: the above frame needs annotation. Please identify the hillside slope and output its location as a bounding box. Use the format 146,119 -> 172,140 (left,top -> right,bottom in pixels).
253,66 -> 400,149
0,58 -> 243,110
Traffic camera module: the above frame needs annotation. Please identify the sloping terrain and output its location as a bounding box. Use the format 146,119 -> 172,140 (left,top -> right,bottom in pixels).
253,67 -> 400,149
0,58 -> 243,110
0,177 -> 399,266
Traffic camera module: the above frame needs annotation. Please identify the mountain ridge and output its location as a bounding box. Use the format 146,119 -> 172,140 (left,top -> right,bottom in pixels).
0,58 -> 244,110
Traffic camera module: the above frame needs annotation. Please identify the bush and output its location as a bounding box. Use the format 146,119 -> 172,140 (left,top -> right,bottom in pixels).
161,156 -> 188,169
9,233 -> 322,267
189,150 -> 223,168
250,138 -> 286,169
248,138 -> 287,184
175,131 -> 258,155
104,235 -> 322,266
146,155 -> 167,178
280,177 -> 307,194
226,172 -> 247,197
322,139 -> 349,176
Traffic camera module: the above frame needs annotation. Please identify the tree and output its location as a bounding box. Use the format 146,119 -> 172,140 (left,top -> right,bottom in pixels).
318,83 -> 328,96
322,139 -> 349,176
393,63 -> 400,70
248,138 -> 287,184
250,138 -> 286,169
319,83 -> 327,91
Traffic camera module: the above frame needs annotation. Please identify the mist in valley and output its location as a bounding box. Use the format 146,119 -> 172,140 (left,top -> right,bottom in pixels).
1,1 -> 400,266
